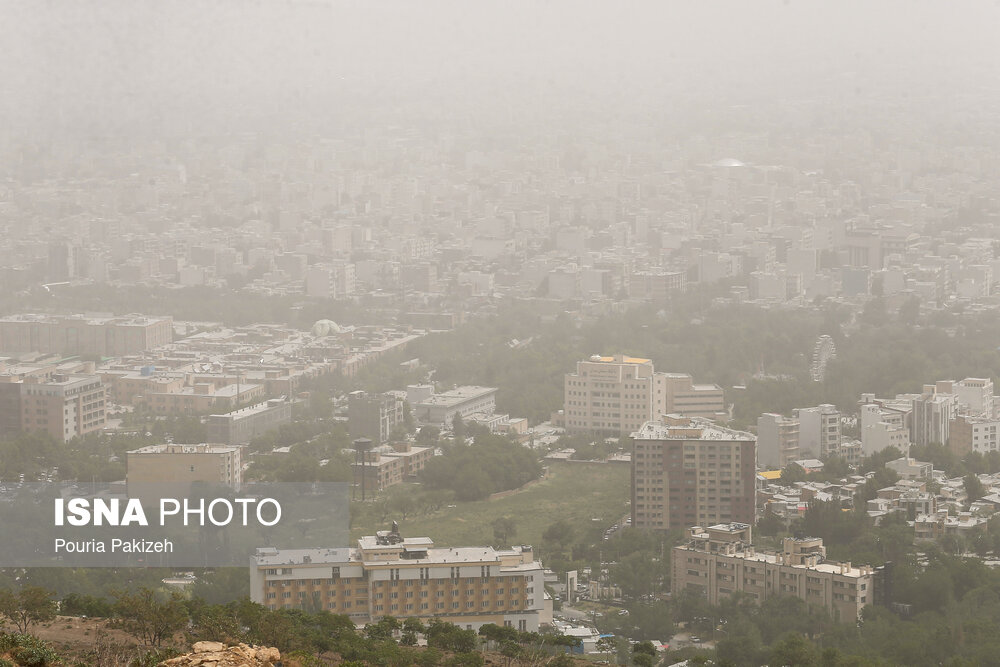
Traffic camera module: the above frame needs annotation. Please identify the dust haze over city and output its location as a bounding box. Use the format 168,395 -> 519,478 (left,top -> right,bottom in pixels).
2,2 -> 1000,665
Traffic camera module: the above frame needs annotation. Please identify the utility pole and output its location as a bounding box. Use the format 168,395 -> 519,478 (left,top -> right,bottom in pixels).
354,438 -> 372,501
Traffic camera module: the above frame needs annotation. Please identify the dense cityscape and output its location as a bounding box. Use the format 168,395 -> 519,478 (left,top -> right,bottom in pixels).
3,1 -> 1000,666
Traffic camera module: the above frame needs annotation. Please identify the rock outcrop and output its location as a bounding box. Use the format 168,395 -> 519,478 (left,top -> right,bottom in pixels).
158,642 -> 282,667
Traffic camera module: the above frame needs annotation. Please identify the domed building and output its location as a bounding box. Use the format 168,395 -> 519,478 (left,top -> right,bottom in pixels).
311,319 -> 341,337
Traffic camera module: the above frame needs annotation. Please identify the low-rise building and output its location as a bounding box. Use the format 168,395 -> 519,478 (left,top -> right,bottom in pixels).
352,442 -> 434,492
914,510 -> 987,541
126,443 -> 245,500
141,382 -> 264,414
671,523 -> 875,622
249,528 -> 548,631
413,386 -> 497,426
207,398 -> 294,445
886,457 -> 933,481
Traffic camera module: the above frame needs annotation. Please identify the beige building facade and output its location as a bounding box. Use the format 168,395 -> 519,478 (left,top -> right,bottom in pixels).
0,314 -> 172,357
632,416 -> 756,530
672,524 -> 875,623
126,443 -> 244,499
564,356 -> 725,436
250,530 -> 548,632
17,374 -> 107,442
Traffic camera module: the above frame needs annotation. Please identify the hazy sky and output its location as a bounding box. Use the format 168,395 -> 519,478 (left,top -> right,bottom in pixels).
3,1 -> 999,139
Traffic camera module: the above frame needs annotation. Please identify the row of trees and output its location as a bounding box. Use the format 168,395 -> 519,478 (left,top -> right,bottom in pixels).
0,585 -> 583,667
679,543 -> 1000,666
419,432 -> 542,501
339,283 -> 1000,436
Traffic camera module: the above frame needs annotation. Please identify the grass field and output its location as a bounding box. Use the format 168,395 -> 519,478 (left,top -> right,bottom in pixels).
349,462 -> 631,547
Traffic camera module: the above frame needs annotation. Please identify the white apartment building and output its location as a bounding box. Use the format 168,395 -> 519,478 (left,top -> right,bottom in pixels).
564,355 -> 724,436
756,413 -> 800,469
796,404 -> 841,459
859,401 -> 911,456
564,355 -> 661,435
953,378 -> 994,418
911,384 -> 956,447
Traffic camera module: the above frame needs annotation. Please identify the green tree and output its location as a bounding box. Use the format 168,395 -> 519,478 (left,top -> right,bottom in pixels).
451,413 -> 467,444
542,520 -> 575,555
596,636 -> 617,663
632,640 -> 656,667
0,587 -> 56,634
111,588 -> 188,647
612,551 -> 659,599
964,474 -> 986,503
492,517 -> 517,547
769,632 -> 818,667
780,462 -> 808,484
365,615 -> 401,641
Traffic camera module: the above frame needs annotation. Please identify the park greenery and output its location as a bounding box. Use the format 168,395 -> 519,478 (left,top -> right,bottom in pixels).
419,431 -> 542,501
323,286 -> 1000,434
0,585 -> 583,667
10,280 -> 1000,665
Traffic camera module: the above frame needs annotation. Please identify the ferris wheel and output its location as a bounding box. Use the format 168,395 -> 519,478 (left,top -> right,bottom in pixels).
810,334 -> 837,382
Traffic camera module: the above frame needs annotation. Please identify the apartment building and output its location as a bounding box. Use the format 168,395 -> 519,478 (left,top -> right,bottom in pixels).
564,355 -> 659,435
912,383 -> 956,447
0,314 -> 172,357
756,413 -> 800,469
631,416 -> 756,530
563,355 -> 726,436
249,528 -> 548,632
413,386 -> 497,426
796,404 -> 841,459
948,415 -> 1000,455
671,523 -> 875,623
0,374 -> 107,442
207,399 -> 293,445
352,442 -> 434,492
99,369 -> 186,405
126,443 -> 244,499
349,391 -> 404,443
661,373 -> 726,420
953,378 -> 994,418
141,382 -> 264,415
859,401 -> 911,456
914,510 -> 987,541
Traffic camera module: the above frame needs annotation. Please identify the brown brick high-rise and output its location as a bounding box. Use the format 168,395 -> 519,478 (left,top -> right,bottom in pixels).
631,415 -> 756,530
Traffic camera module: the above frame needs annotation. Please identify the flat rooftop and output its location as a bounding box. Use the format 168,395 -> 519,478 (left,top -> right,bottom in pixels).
675,543 -> 870,578
416,386 -> 497,406
593,356 -> 652,365
358,536 -> 434,550
252,540 -> 537,567
252,547 -> 355,566
128,444 -> 241,455
0,314 -> 170,326
632,419 -> 754,441
210,399 -> 289,419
